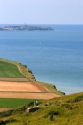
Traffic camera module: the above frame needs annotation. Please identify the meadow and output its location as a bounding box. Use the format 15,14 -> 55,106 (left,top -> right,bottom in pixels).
0,60 -> 24,78
0,98 -> 33,108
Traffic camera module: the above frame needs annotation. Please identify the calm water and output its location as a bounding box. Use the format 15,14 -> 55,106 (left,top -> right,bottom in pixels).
0,25 -> 83,94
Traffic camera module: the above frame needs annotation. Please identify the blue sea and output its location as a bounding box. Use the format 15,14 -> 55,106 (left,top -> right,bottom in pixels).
0,25 -> 83,94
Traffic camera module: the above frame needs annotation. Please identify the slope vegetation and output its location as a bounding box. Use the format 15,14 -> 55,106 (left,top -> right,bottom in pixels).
0,92 -> 83,125
0,60 -> 24,78
0,59 -> 36,81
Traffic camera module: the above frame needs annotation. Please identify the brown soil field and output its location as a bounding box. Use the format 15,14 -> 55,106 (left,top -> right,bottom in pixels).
0,108 -> 12,112
0,81 -> 47,92
0,78 -> 29,82
0,81 -> 60,100
0,92 -> 60,100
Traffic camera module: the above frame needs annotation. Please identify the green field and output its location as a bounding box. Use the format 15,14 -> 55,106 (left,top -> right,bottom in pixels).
0,60 -> 24,78
0,98 -> 34,108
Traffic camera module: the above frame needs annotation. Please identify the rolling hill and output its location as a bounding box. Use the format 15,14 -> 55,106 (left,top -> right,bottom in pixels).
0,92 -> 83,125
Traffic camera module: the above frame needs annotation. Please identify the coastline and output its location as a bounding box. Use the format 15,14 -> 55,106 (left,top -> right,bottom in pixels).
0,25 -> 83,94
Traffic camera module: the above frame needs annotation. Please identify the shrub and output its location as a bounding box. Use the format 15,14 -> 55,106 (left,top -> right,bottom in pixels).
49,111 -> 59,121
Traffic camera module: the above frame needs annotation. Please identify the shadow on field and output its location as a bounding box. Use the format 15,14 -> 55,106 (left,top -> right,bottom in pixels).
0,118 -> 16,125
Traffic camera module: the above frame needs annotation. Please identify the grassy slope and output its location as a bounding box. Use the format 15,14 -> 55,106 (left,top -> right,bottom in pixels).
0,92 -> 83,125
0,61 -> 24,78
38,81 -> 65,95
0,59 -> 35,81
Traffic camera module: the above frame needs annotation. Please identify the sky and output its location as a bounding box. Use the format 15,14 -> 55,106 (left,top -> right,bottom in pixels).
0,0 -> 83,24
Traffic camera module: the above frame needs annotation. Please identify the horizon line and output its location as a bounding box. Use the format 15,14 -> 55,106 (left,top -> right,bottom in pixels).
0,24 -> 83,25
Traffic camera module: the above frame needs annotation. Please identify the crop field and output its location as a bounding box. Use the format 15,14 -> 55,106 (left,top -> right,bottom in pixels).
0,61 -> 24,78
0,98 -> 33,108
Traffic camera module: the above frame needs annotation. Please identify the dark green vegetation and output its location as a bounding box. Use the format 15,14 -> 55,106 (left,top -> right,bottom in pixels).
0,98 -> 34,108
0,61 -> 24,78
0,92 -> 83,125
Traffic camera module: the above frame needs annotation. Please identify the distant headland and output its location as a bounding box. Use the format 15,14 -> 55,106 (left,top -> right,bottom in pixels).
0,25 -> 54,31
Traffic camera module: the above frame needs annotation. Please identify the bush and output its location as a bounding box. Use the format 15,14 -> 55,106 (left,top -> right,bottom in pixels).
0,110 -> 13,117
67,95 -> 83,103
49,111 -> 59,121
44,110 -> 59,121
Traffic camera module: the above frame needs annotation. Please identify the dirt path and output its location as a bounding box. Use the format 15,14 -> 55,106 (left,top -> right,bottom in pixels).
0,108 -> 12,112
0,78 -> 29,82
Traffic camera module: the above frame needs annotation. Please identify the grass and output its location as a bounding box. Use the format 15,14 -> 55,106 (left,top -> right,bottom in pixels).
0,61 -> 24,78
0,92 -> 83,125
38,81 -> 65,95
0,59 -> 36,81
0,98 -> 34,108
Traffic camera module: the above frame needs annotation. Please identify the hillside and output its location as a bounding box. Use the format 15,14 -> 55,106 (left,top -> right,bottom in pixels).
0,92 -> 83,125
0,58 -> 35,81
0,59 -> 82,125
0,58 -> 63,101
0,60 -> 24,78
